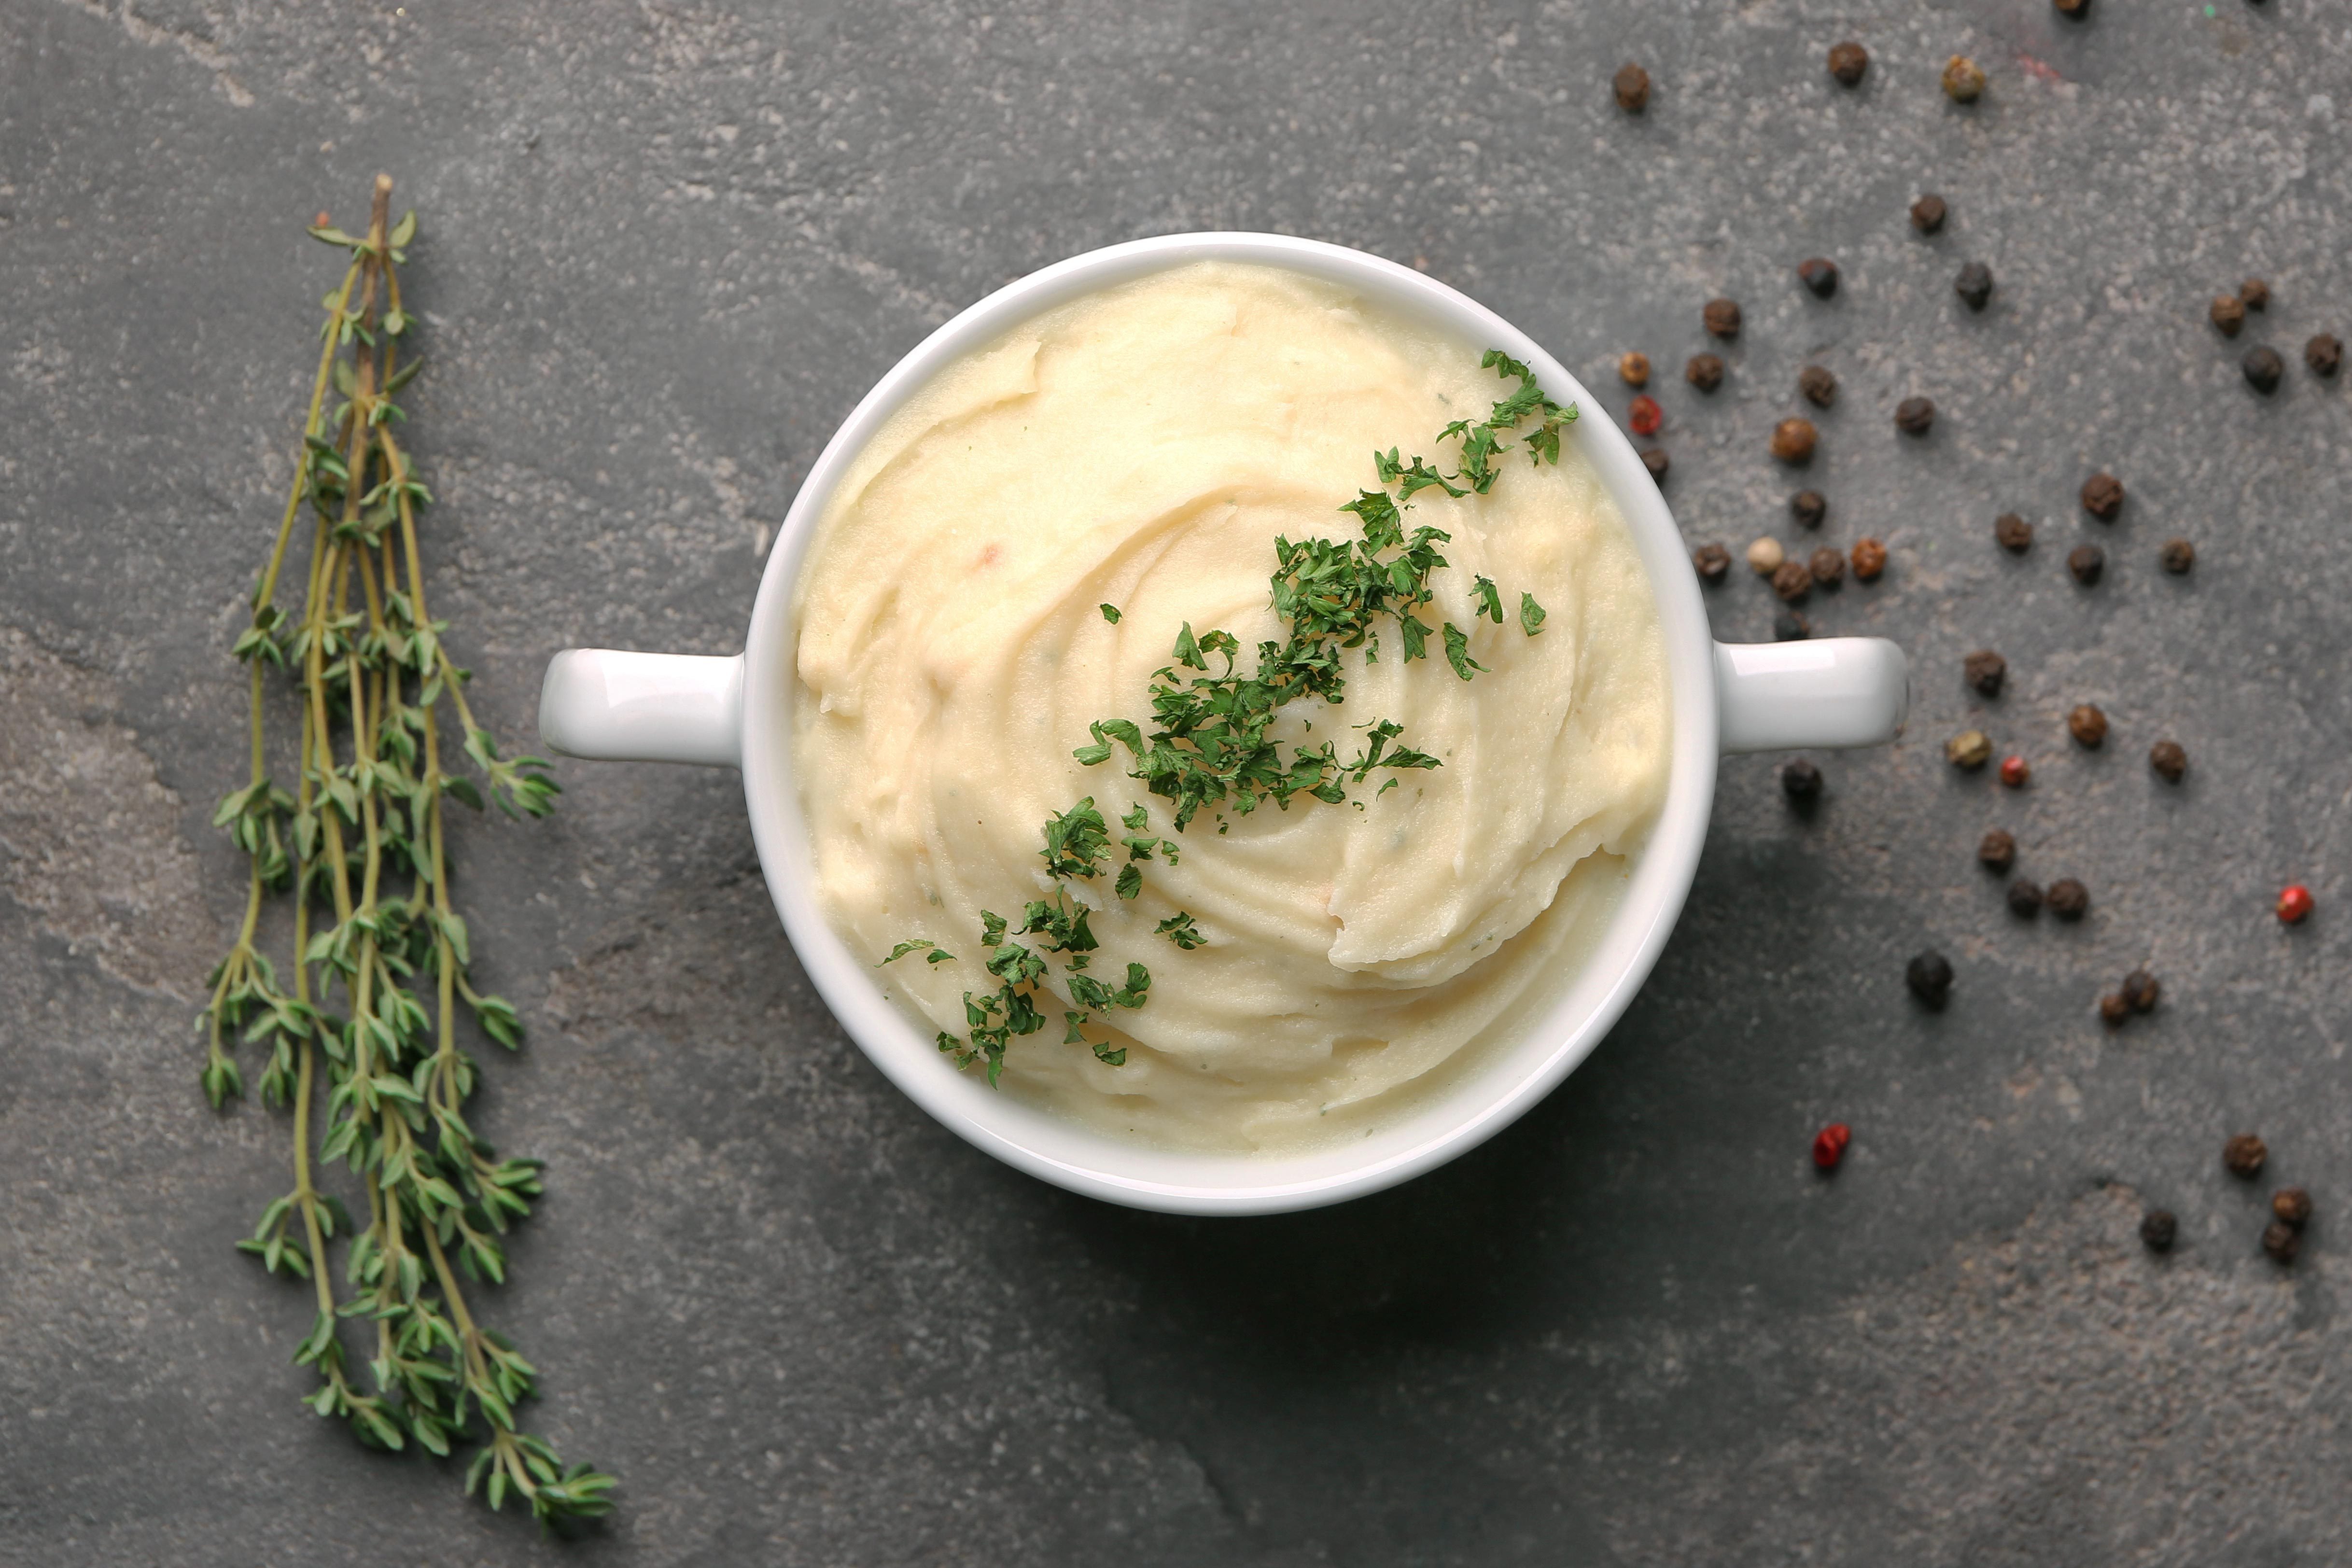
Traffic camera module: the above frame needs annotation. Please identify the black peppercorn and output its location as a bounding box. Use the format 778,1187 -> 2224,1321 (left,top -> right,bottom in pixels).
1781,757 -> 1823,800
2240,277 -> 2270,312
2122,968 -> 2159,1012
1693,543 -> 1731,583
1773,609 -> 1811,642
1772,560 -> 1813,602
1798,257 -> 1839,298
1791,490 -> 1827,529
1772,419 -> 1818,463
2211,294 -> 2246,336
1686,353 -> 1725,392
1613,62 -> 1651,112
2007,878 -> 2044,917
2068,544 -> 2105,585
2140,1208 -> 2175,1251
1798,365 -> 1837,407
1995,513 -> 2033,553
2159,538 -> 2195,574
2263,1220 -> 2300,1264
2243,346 -> 2283,394
1954,262 -> 1994,311
1895,397 -> 1935,435
1906,950 -> 1954,1008
1910,194 -> 1947,234
1978,828 -> 2017,871
1810,546 -> 1845,587
2068,704 -> 2108,747
2149,740 -> 2187,782
1641,448 -> 1670,483
2057,0 -> 2093,17
2273,1187 -> 2312,1227
2100,991 -> 2130,1025
1703,298 -> 1742,338
1828,41 -> 1869,86
2081,472 -> 2125,519
2308,334 -> 2343,377
2046,878 -> 2089,920
1964,649 -> 2007,697
2224,1133 -> 2268,1178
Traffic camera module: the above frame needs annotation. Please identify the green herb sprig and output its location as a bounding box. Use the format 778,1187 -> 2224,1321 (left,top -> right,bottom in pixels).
197,176 -> 611,1529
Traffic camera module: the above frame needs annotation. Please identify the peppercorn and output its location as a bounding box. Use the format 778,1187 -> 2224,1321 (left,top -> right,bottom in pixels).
2099,991 -> 2129,1026
1942,56 -> 1986,101
1629,394 -> 1663,435
1747,537 -> 1785,574
2308,334 -> 2343,377
1798,365 -> 1837,408
2056,0 -> 2092,17
1613,61 -> 1651,112
1964,649 -> 2007,697
1791,490 -> 1827,529
2159,538 -> 2195,574
2122,968 -> 2159,1012
1910,194 -> 1948,234
1693,543 -> 1731,583
2068,544 -> 2105,585
1850,538 -> 1887,581
1686,352 -> 1725,392
1806,546 -> 1841,588
2046,878 -> 2089,920
2139,1209 -> 2176,1252
1978,828 -> 2017,871
1619,350 -> 1651,387
1999,754 -> 2030,788
1828,41 -> 1869,86
2240,277 -> 2270,312
2149,740 -> 2187,782
1954,262 -> 1994,311
1798,257 -> 1839,298
2262,1220 -> 2300,1264
1995,513 -> 2034,553
1641,448 -> 1670,483
1782,757 -> 1822,800
2276,884 -> 2314,924
2243,346 -> 2283,394
1773,609 -> 1811,642
2272,1187 -> 2312,1227
1894,397 -> 1935,435
1771,560 -> 1813,602
1772,418 -> 1818,463
2081,473 -> 2125,519
1906,950 -> 1954,1008
2210,294 -> 2246,336
2007,878 -> 2044,916
1703,298 -> 1742,338
1946,729 -> 1992,770
1812,1122 -> 1852,1170
2225,1133 -> 2269,1177
2068,704 -> 2108,747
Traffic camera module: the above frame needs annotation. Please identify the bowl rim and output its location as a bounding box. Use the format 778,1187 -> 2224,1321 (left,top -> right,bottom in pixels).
739,232 -> 1719,1214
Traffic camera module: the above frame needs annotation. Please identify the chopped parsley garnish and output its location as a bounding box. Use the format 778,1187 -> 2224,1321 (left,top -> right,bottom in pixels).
898,351 -> 1573,1085
879,939 -> 954,966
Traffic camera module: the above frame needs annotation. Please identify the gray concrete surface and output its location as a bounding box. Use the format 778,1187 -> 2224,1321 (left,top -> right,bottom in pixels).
4,0 -> 2350,1562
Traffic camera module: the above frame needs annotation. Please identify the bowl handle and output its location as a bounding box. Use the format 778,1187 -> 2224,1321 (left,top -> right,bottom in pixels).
537,648 -> 744,767
1714,638 -> 1909,754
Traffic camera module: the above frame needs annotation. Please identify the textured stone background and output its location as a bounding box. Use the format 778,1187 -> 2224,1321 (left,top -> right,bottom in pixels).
4,0 -> 2350,1562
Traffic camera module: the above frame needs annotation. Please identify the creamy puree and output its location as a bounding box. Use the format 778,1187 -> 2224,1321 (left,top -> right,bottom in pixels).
792,261 -> 1670,1152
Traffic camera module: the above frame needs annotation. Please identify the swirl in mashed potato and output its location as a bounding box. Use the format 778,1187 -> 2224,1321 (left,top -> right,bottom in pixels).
791,261 -> 1669,1152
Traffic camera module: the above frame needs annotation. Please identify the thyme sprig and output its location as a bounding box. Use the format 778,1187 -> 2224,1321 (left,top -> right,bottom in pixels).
197,176 -> 610,1530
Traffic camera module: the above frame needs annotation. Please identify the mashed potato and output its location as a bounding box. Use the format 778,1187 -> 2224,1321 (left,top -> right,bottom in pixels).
791,261 -> 1668,1151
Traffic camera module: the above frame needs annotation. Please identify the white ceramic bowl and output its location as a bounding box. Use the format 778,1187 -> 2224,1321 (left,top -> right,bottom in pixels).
539,233 -> 1908,1216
